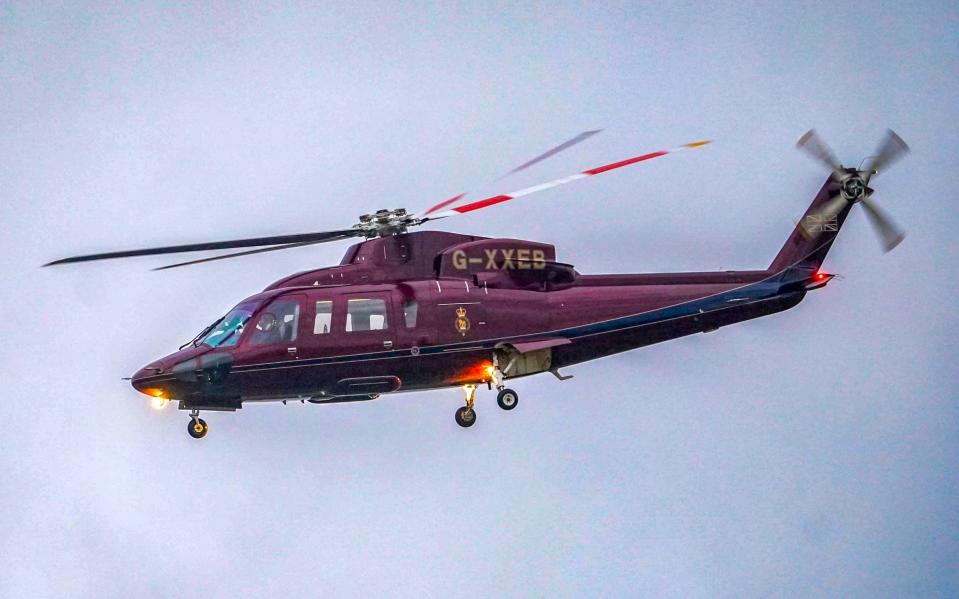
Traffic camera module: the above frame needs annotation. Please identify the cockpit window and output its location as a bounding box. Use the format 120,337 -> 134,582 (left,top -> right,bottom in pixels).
250,298 -> 301,345
201,306 -> 254,347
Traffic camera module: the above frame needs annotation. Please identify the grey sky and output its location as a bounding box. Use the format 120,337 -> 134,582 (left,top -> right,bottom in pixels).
1,2 -> 957,597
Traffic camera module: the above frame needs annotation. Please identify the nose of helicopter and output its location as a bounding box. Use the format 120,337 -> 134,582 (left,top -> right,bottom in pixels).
130,344 -> 214,395
131,362 -> 167,397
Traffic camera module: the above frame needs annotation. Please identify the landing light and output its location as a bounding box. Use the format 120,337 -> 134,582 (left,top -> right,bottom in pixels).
150,397 -> 170,410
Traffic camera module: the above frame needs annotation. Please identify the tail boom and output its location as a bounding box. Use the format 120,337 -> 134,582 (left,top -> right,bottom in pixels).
769,176 -> 852,273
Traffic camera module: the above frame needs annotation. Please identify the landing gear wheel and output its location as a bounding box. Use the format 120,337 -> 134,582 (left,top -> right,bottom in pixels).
188,418 -> 208,439
496,388 -> 519,411
455,406 -> 476,428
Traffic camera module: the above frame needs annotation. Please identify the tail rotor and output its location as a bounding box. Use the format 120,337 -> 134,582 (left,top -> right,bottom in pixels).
796,128 -> 909,253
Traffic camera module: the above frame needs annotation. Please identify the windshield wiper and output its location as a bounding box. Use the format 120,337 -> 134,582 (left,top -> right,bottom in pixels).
180,317 -> 224,350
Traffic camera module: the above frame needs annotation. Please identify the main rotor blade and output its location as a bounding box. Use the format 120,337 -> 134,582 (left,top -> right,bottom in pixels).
420,139 -> 711,221
420,193 -> 467,218
796,129 -> 844,177
860,195 -> 905,252
152,240 -> 340,271
863,129 -> 909,183
44,229 -> 360,266
420,129 -> 603,217
497,129 -> 603,180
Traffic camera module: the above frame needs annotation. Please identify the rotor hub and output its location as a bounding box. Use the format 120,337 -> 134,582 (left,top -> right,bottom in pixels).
352,208 -> 419,237
840,175 -> 866,202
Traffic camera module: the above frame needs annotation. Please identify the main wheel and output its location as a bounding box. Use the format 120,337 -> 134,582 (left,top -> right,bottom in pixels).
188,418 -> 208,439
455,406 -> 476,428
496,388 -> 519,411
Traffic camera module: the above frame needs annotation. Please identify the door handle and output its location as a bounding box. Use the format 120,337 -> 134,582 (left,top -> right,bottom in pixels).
383,340 -> 393,349
287,347 -> 297,357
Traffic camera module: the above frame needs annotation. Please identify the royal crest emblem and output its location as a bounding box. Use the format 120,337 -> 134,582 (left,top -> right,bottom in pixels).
454,306 -> 471,336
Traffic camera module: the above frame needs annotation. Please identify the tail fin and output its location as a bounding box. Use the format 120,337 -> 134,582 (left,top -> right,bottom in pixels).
769,176 -> 853,273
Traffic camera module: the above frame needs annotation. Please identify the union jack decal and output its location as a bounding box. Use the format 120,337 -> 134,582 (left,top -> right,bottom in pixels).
804,214 -> 838,233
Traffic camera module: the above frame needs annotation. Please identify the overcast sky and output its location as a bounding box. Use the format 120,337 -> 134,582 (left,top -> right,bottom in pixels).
1,2 -> 957,597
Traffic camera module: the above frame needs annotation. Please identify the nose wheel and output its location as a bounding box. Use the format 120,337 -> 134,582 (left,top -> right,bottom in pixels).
187,410 -> 208,439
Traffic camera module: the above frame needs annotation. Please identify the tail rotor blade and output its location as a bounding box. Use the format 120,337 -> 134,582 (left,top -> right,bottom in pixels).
797,129 -> 844,178
860,195 -> 905,252
863,129 -> 909,182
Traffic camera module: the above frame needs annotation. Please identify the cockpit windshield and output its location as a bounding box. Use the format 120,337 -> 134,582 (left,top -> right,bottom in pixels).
201,304 -> 255,347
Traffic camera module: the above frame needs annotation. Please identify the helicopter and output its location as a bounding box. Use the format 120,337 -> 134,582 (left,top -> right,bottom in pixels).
45,129 -> 909,438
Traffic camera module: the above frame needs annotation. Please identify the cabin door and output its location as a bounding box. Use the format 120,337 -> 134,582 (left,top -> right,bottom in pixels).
337,292 -> 397,356
233,293 -> 308,398
241,293 -> 307,364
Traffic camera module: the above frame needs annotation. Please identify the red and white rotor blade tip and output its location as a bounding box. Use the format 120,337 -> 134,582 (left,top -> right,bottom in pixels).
421,139 -> 711,220
419,129 -> 603,218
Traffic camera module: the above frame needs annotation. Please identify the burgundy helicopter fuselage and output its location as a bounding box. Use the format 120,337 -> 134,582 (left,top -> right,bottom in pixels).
131,177 -> 844,412
45,129 -> 906,436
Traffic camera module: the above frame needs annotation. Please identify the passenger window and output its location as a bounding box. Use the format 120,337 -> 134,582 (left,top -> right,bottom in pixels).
314,300 -> 332,334
250,298 -> 300,345
403,300 -> 418,328
346,298 -> 389,332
